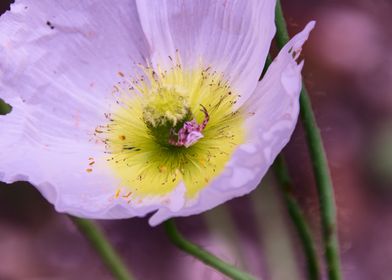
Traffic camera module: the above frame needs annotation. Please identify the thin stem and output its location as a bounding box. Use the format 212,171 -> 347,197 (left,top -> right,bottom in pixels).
164,220 -> 255,280
273,155 -> 321,280
298,89 -> 341,280
274,2 -> 342,280
70,216 -> 134,280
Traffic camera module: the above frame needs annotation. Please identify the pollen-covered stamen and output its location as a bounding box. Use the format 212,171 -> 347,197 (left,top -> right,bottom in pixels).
143,87 -> 189,127
169,105 -> 210,148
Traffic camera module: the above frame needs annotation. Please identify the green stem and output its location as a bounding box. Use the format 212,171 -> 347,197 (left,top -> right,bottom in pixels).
70,216 -> 134,280
299,89 -> 341,280
273,155 -> 320,280
274,2 -> 342,280
164,220 -> 255,280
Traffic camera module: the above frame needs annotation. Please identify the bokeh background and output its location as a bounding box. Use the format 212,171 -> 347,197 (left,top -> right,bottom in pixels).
1,0 -> 391,279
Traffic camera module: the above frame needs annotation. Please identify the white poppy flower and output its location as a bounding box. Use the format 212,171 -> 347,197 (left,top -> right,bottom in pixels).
0,0 -> 314,226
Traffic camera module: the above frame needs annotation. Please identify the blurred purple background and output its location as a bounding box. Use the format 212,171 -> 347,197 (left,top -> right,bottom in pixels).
1,1 -> 391,279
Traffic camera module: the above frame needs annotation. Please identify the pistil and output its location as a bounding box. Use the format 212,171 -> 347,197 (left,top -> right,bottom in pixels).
168,105 -> 210,148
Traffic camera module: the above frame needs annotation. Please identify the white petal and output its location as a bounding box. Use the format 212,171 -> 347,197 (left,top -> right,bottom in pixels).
149,22 -> 315,226
0,0 -> 155,218
136,0 -> 276,106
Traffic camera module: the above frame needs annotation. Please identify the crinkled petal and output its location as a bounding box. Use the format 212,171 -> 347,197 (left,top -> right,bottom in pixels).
149,22 -> 315,226
135,0 -> 276,107
0,0 -> 155,218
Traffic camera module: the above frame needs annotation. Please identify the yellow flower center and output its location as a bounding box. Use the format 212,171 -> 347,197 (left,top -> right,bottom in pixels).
96,62 -> 245,200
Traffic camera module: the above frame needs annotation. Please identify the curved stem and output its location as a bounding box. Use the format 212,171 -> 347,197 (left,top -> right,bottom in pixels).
274,2 -> 342,280
70,216 -> 134,280
164,220 -> 255,280
273,155 -> 321,280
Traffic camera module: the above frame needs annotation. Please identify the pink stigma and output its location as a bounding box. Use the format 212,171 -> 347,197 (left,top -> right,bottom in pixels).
169,105 -> 210,148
